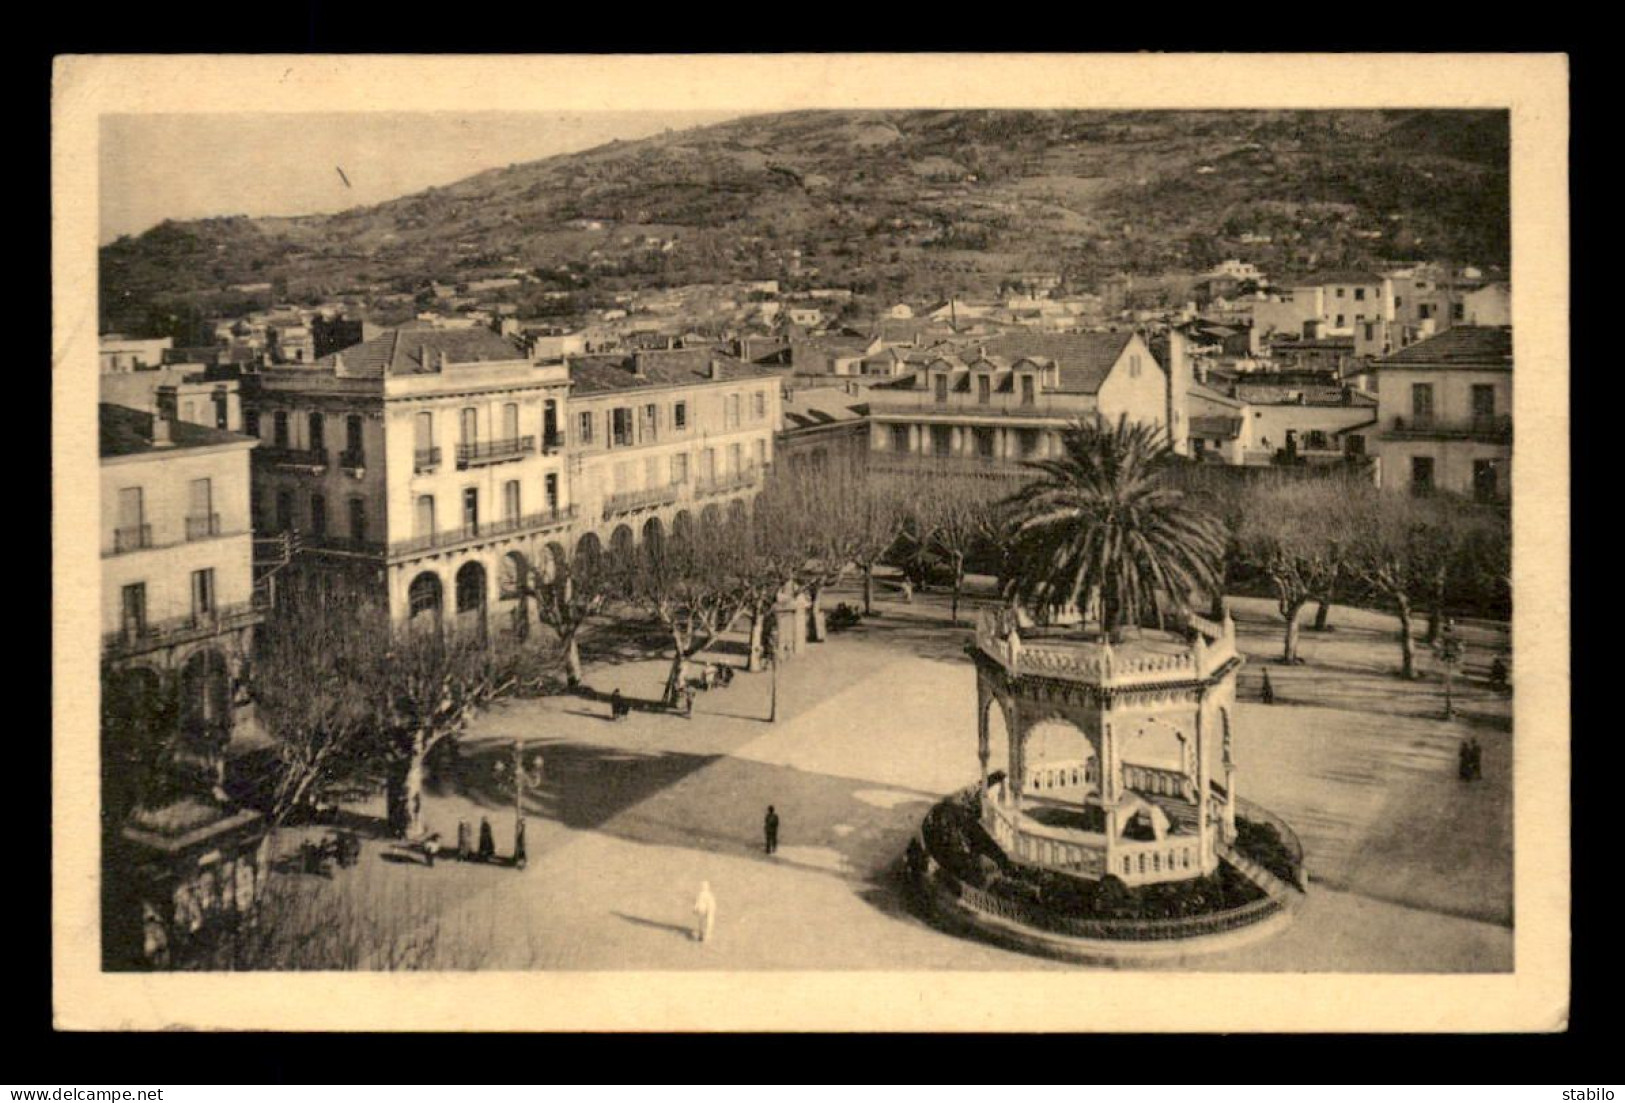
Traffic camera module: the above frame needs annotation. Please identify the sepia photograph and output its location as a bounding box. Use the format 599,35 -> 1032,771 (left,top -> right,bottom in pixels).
51,53 -> 1569,1032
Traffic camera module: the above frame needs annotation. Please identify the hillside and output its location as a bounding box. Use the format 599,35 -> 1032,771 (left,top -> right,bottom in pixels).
99,108 -> 1509,336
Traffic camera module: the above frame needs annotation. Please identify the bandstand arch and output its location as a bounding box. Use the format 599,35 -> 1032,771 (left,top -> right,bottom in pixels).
407,571 -> 444,626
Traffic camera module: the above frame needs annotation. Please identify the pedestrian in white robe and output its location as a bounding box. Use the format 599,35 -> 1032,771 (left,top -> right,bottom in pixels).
692,881 -> 717,943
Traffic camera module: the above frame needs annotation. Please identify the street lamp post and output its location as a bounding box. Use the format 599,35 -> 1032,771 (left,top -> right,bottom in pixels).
1433,618 -> 1465,720
496,741 -> 544,870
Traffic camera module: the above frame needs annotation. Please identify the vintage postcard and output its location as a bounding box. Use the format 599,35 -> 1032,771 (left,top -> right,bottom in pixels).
52,53 -> 1569,1032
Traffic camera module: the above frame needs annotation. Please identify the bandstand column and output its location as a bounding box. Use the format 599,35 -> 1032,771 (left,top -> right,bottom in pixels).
976,683 -> 991,793
1195,690 -> 1212,868
1008,698 -> 1024,806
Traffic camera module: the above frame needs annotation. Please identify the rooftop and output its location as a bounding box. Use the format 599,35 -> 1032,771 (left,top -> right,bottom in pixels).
99,403 -> 255,460
568,348 -> 779,395
1374,325 -> 1512,370
313,324 -> 531,378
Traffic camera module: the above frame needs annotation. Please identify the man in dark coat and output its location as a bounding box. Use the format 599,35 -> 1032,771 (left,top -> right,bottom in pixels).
764,806 -> 780,855
611,688 -> 626,721
478,816 -> 496,862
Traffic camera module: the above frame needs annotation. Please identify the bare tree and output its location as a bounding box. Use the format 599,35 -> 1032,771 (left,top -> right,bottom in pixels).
525,545 -> 616,687
251,585 -> 391,826
1345,488 -> 1436,680
910,468 -> 1004,626
619,513 -> 753,706
1236,478 -> 1356,664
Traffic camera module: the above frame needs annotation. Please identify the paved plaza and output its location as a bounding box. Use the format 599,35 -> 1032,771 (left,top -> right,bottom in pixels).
292,581 -> 1513,972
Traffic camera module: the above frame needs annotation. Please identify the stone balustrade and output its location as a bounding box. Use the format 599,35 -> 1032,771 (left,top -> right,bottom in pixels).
974,605 -> 1238,688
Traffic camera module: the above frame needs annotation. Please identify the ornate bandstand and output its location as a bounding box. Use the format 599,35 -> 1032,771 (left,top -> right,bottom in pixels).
969,605 -> 1244,888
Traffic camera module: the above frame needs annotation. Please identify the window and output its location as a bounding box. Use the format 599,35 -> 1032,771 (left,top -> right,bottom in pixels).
674,402 -> 688,430
1355,287 -> 1366,301
579,411 -> 594,444
700,448 -> 716,482
276,491 -> 294,532
191,568 -> 215,620
1473,459 -> 1499,503
187,478 -> 213,538
1335,314 -> 1345,327
544,473 -> 560,512
755,438 -> 767,468
727,393 -> 742,429
642,403 -> 659,442
670,454 -> 688,484
1345,433 -> 1367,457
931,426 -> 952,457
1395,296 -> 1405,309
728,442 -> 743,474
543,399 -> 559,442
502,403 -> 519,441
348,498 -> 366,541
121,583 -> 147,637
462,488 -> 479,533
611,407 -> 634,447
934,375 -> 948,403
213,393 -> 230,430
1410,456 -> 1436,496
415,495 -> 436,537
244,409 -> 260,438
273,411 -> 289,448
976,428 -> 996,457
1411,383 -> 1435,423
1020,375 -> 1036,406
346,414 -> 364,459
1020,429 -> 1040,457
1419,303 -> 1434,321
309,493 -> 327,536
977,375 -> 991,404
1128,354 -> 1141,379
1452,301 -> 1466,322
1471,383 -> 1496,421
308,413 -> 325,453
503,479 -> 521,520
1336,287 -> 1346,298
891,425 -> 911,453
752,391 -> 766,420
117,486 -> 145,541
460,407 -> 478,447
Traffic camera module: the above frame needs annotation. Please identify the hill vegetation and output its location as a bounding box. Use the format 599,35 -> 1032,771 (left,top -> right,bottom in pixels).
100,108 -> 1509,337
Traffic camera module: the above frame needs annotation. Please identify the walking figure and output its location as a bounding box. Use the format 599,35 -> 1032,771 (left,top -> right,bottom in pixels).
514,817 -> 527,870
900,578 -> 913,604
611,688 -> 627,721
692,881 -> 717,943
1468,738 -> 1484,781
458,820 -> 472,862
478,816 -> 496,862
1458,739 -> 1473,781
764,805 -> 780,855
1489,654 -> 1509,692
1261,668 -> 1276,705
423,832 -> 441,868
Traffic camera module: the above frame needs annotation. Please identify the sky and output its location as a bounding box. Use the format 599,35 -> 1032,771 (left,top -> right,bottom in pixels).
98,111 -> 744,244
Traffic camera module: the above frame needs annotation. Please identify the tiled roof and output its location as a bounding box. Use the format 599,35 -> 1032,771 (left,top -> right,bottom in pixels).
781,387 -> 867,431
568,349 -> 779,395
1190,415 -> 1243,439
1291,270 -> 1385,287
976,332 -> 1137,394
1234,383 -> 1375,407
1189,382 -> 1244,408
314,325 -> 530,377
99,403 -> 254,459
1375,325 -> 1512,369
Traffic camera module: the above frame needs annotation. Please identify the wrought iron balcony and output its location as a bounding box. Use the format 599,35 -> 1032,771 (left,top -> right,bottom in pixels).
542,430 -> 566,454
185,513 -> 221,541
1386,414 -> 1512,442
692,467 -> 761,498
603,484 -> 683,516
258,445 -> 330,471
103,600 -> 265,658
113,524 -> 152,554
456,436 -> 535,469
388,504 -> 578,561
338,449 -> 367,473
414,446 -> 443,473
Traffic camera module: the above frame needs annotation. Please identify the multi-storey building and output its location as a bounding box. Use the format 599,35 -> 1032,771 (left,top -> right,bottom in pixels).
1364,325 -> 1511,501
100,367 -> 244,434
244,324 -> 575,632
564,348 -> 781,560
866,332 -> 1178,475
100,335 -> 174,373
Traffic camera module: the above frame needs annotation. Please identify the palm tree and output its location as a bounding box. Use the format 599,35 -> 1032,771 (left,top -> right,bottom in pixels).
1002,415 -> 1226,637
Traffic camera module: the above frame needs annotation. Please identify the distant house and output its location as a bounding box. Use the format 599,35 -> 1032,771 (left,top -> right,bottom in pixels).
786,306 -> 825,328
100,336 -> 174,373
777,385 -> 870,471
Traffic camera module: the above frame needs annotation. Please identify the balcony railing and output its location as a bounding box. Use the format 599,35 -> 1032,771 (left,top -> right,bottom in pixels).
388,504 -> 578,560
541,430 -> 566,454
113,524 -> 152,554
692,467 -> 761,499
103,600 -> 265,657
603,484 -> 683,516
1387,414 -> 1512,442
414,446 -> 442,473
456,436 -> 534,469
869,453 -> 1034,478
185,513 -> 221,541
258,445 -> 329,470
292,531 -> 387,558
868,393 -> 1089,422
338,449 -> 367,473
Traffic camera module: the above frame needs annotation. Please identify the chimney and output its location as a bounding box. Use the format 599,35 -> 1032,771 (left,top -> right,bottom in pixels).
421,344 -> 431,371
151,410 -> 173,447
333,352 -> 346,376
632,351 -> 647,378
708,359 -> 724,381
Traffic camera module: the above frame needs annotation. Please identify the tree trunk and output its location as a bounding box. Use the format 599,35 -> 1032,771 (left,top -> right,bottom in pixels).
401,730 -> 428,839
1312,597 -> 1333,631
563,633 -> 584,688
807,585 -> 827,642
1396,596 -> 1418,679
747,610 -> 766,673
950,555 -> 964,626
664,648 -> 686,708
863,562 -> 874,616
1425,574 -> 1447,644
1283,599 -> 1308,664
